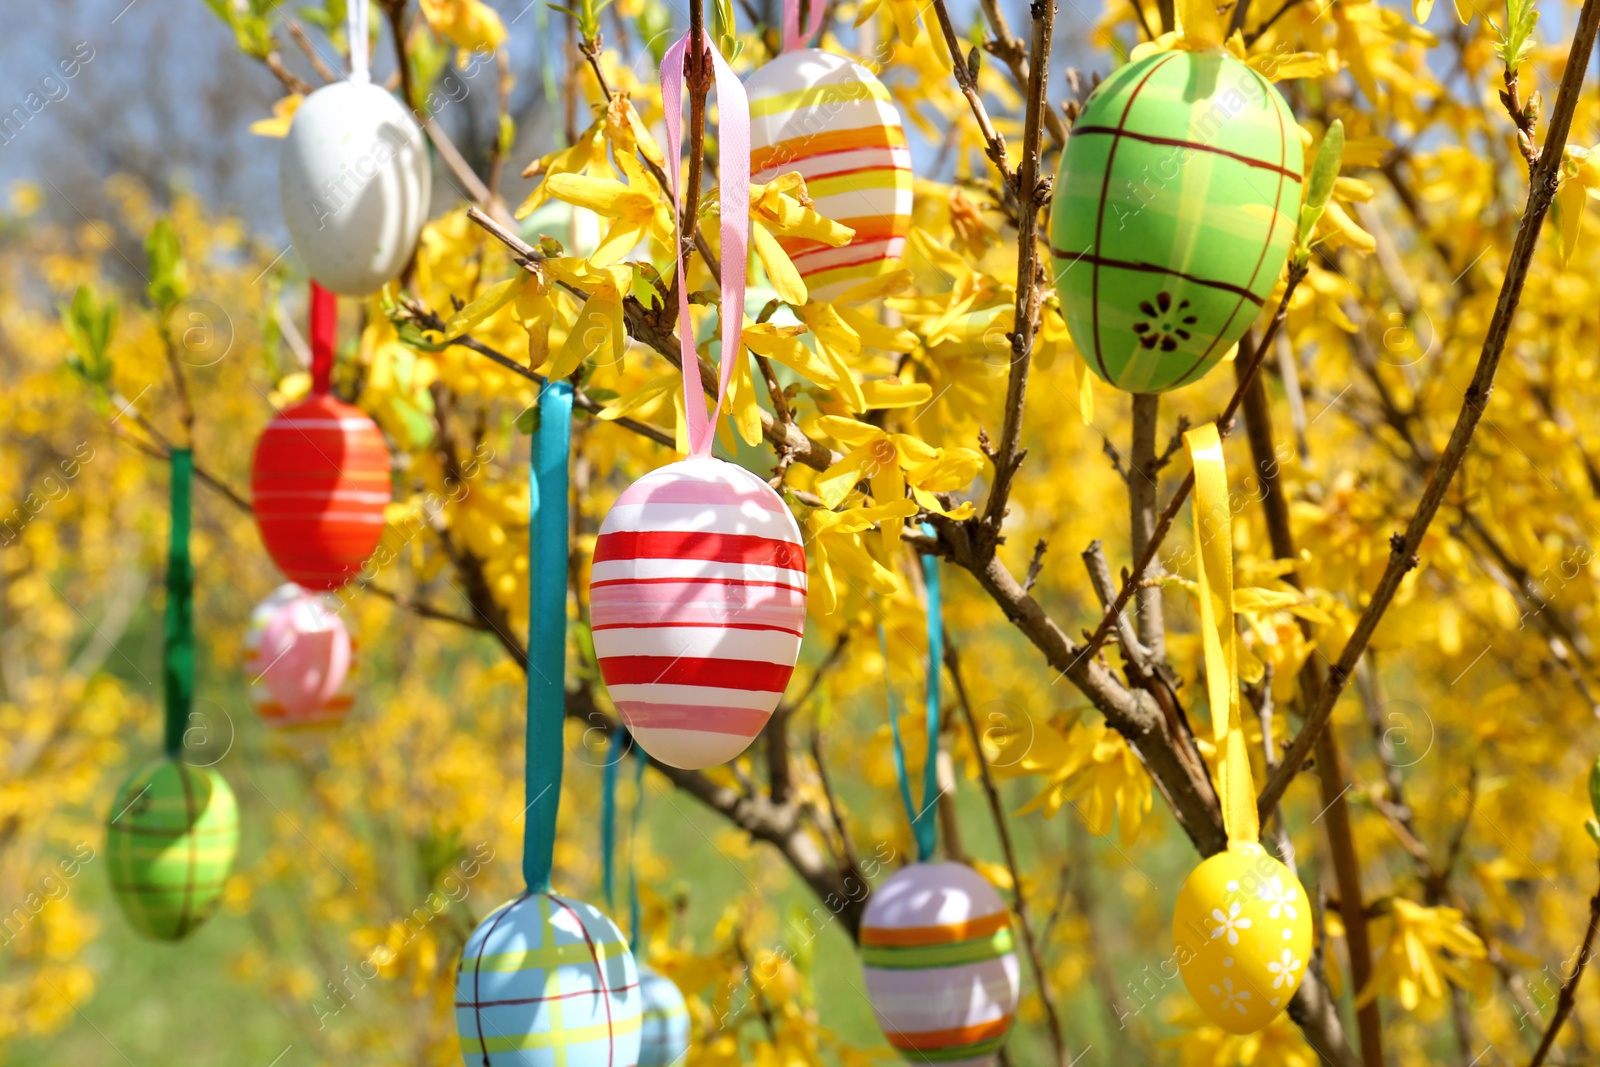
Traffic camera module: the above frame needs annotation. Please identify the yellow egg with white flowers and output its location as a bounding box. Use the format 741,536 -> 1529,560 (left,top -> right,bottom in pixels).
1172,842 -> 1313,1034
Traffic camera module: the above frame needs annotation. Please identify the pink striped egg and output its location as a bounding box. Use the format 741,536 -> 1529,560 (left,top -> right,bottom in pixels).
589,458 -> 807,769
243,583 -> 355,733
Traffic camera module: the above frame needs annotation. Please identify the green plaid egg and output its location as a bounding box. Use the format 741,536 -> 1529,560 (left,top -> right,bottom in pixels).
105,757 -> 239,941
1050,49 -> 1303,393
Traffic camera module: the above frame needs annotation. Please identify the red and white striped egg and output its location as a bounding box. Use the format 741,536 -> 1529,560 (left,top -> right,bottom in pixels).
745,49 -> 913,302
243,583 -> 355,733
589,458 -> 807,769
250,394 -> 390,591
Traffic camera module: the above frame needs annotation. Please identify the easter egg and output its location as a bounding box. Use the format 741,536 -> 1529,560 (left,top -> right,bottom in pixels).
250,394 -> 391,591
244,583 -> 355,732
456,893 -> 642,1065
1050,50 -> 1303,393
637,965 -> 691,1066
279,79 -> 432,296
860,862 -> 1020,1065
589,457 -> 806,770
105,757 -> 239,941
745,49 -> 913,302
1173,843 -> 1313,1034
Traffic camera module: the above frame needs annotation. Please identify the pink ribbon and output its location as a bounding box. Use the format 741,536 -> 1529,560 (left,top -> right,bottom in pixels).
660,32 -> 751,460
782,0 -> 824,51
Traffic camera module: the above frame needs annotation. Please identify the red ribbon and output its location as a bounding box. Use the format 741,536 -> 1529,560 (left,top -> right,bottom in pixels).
309,282 -> 336,396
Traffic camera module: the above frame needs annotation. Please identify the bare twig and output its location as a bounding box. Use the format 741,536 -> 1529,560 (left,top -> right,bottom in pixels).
1235,361 -> 1385,1067
1077,264 -> 1308,667
1260,0 -> 1600,816
946,634 -> 1068,1066
977,0 -> 1055,540
1529,856 -> 1600,1067
1129,392 -> 1166,661
287,21 -> 340,84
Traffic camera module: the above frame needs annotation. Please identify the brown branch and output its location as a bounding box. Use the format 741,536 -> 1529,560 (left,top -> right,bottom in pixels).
1076,264 -> 1307,668
1528,856 -> 1600,1067
1259,0 -> 1600,816
977,0 -> 1054,539
1235,362 -> 1385,1067
945,633 -> 1068,1066
381,0 -> 417,112
930,0 -> 1017,194
396,300 -> 678,451
262,51 -> 315,95
287,21 -> 340,84
1129,392 -> 1166,661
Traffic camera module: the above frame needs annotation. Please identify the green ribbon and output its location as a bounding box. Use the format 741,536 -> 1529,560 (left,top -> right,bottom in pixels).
163,449 -> 194,756
524,382 -> 572,893
881,525 -> 945,863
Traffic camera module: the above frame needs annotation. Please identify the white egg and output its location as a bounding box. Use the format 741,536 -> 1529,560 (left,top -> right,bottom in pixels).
279,80 -> 431,296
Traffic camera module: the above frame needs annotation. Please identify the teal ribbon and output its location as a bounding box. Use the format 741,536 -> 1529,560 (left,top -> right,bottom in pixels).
629,750 -> 643,956
601,726 -> 647,956
163,449 -> 194,757
602,726 -> 623,911
881,526 -> 944,862
524,381 -> 572,893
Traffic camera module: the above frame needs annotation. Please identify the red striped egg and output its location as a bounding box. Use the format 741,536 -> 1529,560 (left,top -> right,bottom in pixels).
745,49 -> 913,302
250,395 -> 390,591
589,458 -> 807,769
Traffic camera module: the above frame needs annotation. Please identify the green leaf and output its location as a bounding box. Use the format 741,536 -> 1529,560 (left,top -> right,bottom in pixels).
1587,817 -> 1600,848
712,0 -> 739,61
515,404 -> 541,435
1497,0 -> 1539,73
1296,119 -> 1345,262
1588,755 -> 1600,820
144,219 -> 188,312
59,285 -> 117,389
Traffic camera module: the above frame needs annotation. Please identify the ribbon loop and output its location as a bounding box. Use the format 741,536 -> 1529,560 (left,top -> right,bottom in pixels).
1185,422 -> 1259,847
309,282 -> 336,396
781,0 -> 825,52
659,32 -> 751,459
348,0 -> 371,83
163,449 -> 195,756
524,381 -> 574,892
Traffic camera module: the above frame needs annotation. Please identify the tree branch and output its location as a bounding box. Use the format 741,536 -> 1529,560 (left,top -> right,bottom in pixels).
1528,856 -> 1600,1067
1259,0 -> 1600,816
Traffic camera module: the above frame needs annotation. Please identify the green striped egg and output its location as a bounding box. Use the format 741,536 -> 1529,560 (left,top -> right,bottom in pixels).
861,862 -> 1020,1065
105,757 -> 239,941
1050,50 -> 1303,393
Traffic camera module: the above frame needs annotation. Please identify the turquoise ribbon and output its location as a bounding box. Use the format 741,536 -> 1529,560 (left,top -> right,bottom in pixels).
882,526 -> 944,863
629,750 -> 643,956
163,449 -> 194,757
602,726 -> 623,911
601,726 -> 647,956
524,381 -> 572,893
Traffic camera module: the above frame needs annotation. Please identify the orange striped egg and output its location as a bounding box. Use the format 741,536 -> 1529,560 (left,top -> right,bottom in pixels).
745,49 -> 912,303
250,395 -> 390,591
244,583 -> 355,733
861,862 -> 1020,1065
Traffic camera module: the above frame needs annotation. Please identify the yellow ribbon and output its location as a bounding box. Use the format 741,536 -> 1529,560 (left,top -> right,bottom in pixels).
1185,422 -> 1259,847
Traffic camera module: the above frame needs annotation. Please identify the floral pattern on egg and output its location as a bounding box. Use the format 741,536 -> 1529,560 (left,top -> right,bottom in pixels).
1173,845 -> 1314,1034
